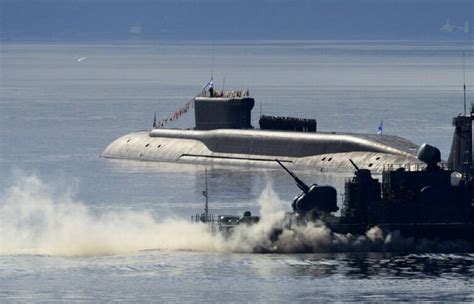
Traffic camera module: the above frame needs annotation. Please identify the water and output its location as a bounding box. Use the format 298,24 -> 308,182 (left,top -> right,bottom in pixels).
2,253 -> 473,302
0,41 -> 473,302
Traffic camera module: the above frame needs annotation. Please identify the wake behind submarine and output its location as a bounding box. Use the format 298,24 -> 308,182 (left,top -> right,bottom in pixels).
101,86 -> 420,172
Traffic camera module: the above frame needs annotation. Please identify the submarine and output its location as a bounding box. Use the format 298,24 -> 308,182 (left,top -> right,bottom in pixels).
102,87 -> 421,172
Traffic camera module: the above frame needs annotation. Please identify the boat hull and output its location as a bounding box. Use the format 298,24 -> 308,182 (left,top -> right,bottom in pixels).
329,222 -> 474,242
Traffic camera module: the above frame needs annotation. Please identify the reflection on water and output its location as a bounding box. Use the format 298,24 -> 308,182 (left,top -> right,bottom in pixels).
283,253 -> 474,279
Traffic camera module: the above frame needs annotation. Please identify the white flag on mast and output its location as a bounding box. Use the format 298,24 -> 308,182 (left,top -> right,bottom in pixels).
203,78 -> 213,90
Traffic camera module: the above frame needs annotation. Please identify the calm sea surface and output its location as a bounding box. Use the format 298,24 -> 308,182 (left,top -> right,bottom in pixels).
0,41 -> 473,302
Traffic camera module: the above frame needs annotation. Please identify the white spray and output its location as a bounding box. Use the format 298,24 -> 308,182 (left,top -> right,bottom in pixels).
0,173 -> 469,257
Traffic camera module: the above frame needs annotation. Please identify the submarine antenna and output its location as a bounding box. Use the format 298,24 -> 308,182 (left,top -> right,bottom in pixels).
463,51 -> 467,115
223,75 -> 225,92
211,42 -> 215,80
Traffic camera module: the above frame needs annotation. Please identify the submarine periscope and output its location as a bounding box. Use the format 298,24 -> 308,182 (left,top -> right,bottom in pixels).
102,88 -> 421,172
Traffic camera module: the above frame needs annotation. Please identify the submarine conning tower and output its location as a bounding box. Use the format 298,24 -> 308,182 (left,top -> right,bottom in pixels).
448,106 -> 474,179
194,90 -> 254,130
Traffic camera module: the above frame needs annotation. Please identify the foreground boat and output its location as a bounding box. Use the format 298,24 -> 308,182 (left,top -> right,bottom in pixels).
191,109 -> 474,245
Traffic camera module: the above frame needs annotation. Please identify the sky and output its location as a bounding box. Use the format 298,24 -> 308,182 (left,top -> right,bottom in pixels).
0,0 -> 473,41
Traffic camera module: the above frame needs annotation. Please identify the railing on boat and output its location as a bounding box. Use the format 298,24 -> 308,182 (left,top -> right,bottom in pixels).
382,162 -> 451,172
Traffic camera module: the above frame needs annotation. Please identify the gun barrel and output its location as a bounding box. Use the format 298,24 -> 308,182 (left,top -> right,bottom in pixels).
349,159 -> 360,171
275,159 -> 310,193
275,159 -> 293,175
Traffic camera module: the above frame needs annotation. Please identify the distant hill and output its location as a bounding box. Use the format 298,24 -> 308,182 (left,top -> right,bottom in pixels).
1,0 -> 472,41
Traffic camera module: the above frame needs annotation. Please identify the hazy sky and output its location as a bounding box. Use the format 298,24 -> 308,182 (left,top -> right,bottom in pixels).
1,0 -> 473,41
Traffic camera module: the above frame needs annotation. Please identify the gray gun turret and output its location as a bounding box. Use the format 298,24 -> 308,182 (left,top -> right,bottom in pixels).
276,159 -> 338,217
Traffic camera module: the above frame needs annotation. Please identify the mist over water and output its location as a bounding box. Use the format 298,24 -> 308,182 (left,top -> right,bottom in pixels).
1,172 -> 216,256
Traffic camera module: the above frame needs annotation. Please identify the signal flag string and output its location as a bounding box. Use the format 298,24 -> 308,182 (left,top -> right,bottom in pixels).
153,98 -> 195,129
153,79 -> 213,129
